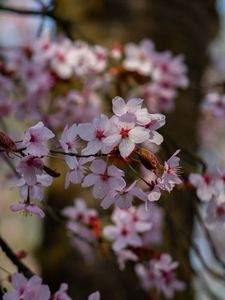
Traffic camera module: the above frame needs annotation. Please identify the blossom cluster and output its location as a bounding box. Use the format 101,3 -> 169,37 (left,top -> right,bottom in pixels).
189,170 -> 225,228
62,199 -> 101,258
3,97 -> 182,218
135,254 -> 185,299
124,40 -> 189,112
3,272 -> 100,300
62,198 -> 184,299
0,35 -> 188,130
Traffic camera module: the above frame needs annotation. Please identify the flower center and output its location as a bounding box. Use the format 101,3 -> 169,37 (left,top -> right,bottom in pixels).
120,128 -> 130,138
101,172 -> 109,181
216,206 -> 225,217
56,52 -> 65,62
96,130 -> 105,140
30,133 -> 37,143
203,174 -> 211,185
121,227 -> 128,236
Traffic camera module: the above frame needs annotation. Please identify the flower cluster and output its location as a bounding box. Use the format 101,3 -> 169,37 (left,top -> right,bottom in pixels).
189,170 -> 225,228
3,272 -> 100,300
135,254 -> 185,299
0,35 -> 188,131
123,40 -> 189,112
103,205 -> 153,268
2,96 -> 182,218
62,199 -> 101,258
62,198 -> 183,299
143,150 -> 182,206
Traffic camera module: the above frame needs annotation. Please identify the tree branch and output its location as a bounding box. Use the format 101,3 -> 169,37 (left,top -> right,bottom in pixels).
0,236 -> 34,278
0,4 -> 74,39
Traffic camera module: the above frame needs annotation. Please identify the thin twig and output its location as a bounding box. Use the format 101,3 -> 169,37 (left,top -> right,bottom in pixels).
50,149 -> 107,158
0,236 -> 34,278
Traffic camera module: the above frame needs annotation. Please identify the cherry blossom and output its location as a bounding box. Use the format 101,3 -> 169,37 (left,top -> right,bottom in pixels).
123,39 -> 155,76
78,114 -> 112,155
22,121 -> 55,157
59,124 -> 79,167
112,97 -> 144,122
146,150 -> 182,204
50,38 -> 75,79
135,254 -> 185,299
101,180 -> 147,209
65,157 -> 93,188
3,272 -> 50,300
82,159 -> 126,199
103,116 -> 149,158
63,199 -> 100,259
202,92 -> 225,118
17,156 -> 44,185
16,174 -> 53,201
53,283 -> 72,300
103,205 -> 151,251
10,202 -> 45,218
189,172 -> 223,202
88,291 -> 101,300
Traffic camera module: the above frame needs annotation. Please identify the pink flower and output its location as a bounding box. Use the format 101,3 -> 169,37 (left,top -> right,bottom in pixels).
152,52 -> 188,89
53,283 -> 72,300
88,291 -> 101,300
62,198 -> 97,225
112,97 -> 144,122
16,174 -> 53,201
65,157 -> 93,188
137,111 -> 165,145
60,124 -> 79,153
93,45 -> 108,73
123,39 -> 155,75
3,272 -> 50,300
101,181 -> 147,209
78,114 -> 112,155
161,149 -> 182,192
82,159 -> 126,199
103,205 -> 151,251
103,116 -> 149,158
59,124 -> 79,167
135,254 -> 185,299
22,122 -> 55,157
202,92 -> 225,118
69,41 -> 97,77
103,221 -> 143,251
189,172 -> 222,202
146,150 -> 182,204
50,38 -> 75,79
112,97 -> 165,145
17,156 -> 43,185
10,202 -> 45,218
116,249 -> 138,270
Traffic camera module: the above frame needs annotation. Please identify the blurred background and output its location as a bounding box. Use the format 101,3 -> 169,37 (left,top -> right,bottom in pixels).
0,1 -> 225,299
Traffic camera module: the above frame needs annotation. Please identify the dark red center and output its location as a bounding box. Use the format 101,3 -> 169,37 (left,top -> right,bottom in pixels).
120,128 -> 130,138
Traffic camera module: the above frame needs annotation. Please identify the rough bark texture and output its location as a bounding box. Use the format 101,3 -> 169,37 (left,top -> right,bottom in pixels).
39,1 -> 218,299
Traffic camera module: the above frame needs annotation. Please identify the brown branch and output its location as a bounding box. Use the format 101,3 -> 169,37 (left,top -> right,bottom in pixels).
50,149 -> 108,158
0,236 -> 34,278
0,4 -> 73,39
0,4 -> 92,41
